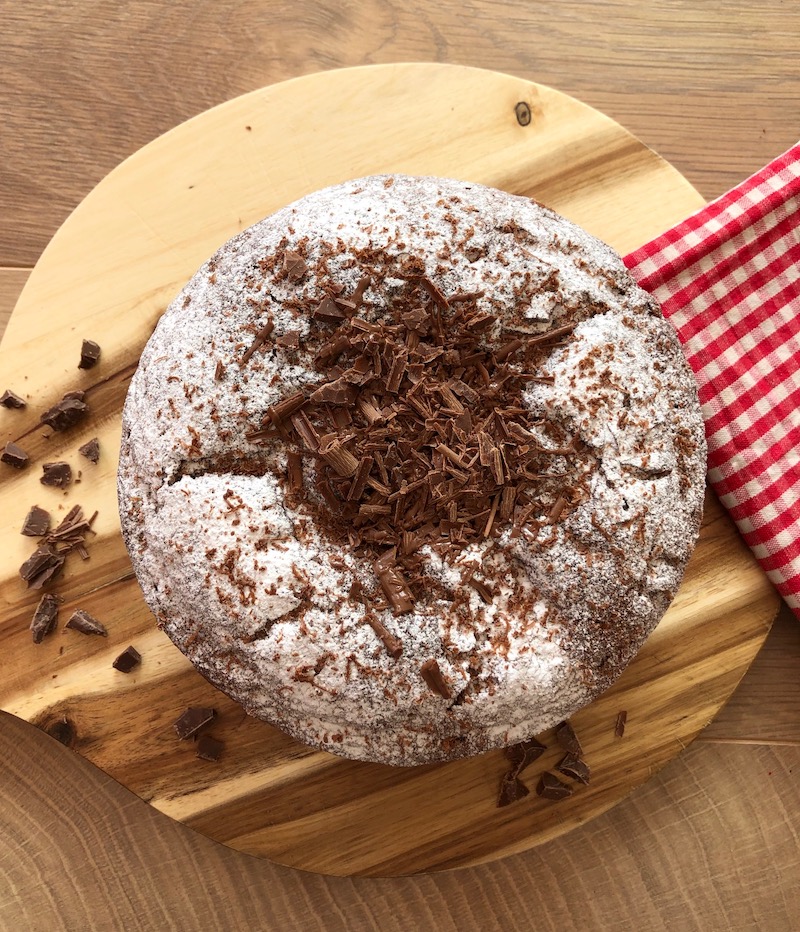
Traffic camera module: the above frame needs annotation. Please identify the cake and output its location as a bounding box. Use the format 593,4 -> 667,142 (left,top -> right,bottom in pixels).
118,175 -> 706,766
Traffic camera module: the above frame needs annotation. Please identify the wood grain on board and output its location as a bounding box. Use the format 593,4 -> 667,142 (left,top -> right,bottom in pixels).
0,64 -> 779,877
2,0 -> 800,926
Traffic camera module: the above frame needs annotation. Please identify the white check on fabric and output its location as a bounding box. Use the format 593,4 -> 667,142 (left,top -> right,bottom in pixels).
623,142 -> 800,616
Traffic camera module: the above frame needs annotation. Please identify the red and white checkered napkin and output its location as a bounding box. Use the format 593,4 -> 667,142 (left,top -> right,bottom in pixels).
623,142 -> 800,617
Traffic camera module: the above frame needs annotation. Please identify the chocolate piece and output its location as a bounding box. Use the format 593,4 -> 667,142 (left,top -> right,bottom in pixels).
365,615 -> 403,659
497,772 -> 530,807
287,450 -> 303,492
40,461 -> 72,488
0,389 -> 26,409
536,771 -> 574,800
21,505 -> 51,537
555,720 -> 583,756
214,359 -> 225,381
420,658 -> 451,699
173,706 -> 217,740
65,609 -> 108,637
196,734 -> 224,761
1,441 -> 29,468
78,339 -> 101,369
283,251 -> 307,282
313,296 -> 346,323
30,593 -> 61,643
615,710 -> 627,738
377,563 -> 415,615
19,546 -> 65,589
40,395 -> 88,432
556,752 -> 591,785
504,737 -> 547,775
112,645 -> 141,673
78,437 -> 100,464
276,330 -> 301,348
240,318 -> 274,366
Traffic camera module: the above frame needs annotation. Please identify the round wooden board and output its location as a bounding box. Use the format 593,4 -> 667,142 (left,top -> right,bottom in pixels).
0,63 -> 779,877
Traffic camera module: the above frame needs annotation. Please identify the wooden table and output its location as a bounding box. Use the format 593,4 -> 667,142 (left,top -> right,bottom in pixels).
1,2 -> 798,928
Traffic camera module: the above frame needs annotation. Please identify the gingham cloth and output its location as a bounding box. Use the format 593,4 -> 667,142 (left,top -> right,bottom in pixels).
623,142 -> 800,617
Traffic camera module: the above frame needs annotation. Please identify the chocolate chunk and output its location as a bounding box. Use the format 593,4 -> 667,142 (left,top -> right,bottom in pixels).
21,505 -> 51,537
498,772 -> 530,807
30,593 -> 61,643
420,658 -> 451,699
555,720 -> 583,756
173,707 -> 217,740
65,609 -> 108,637
78,437 -> 100,464
615,710 -> 627,738
313,296 -> 346,323
283,251 -> 307,283
0,389 -> 26,409
196,734 -> 224,761
555,752 -> 591,785
112,645 -> 141,673
20,546 -> 65,588
536,772 -> 574,800
41,395 -> 88,432
1,441 -> 29,468
504,737 -> 547,775
40,461 -> 72,488
78,339 -> 101,369
276,330 -> 301,348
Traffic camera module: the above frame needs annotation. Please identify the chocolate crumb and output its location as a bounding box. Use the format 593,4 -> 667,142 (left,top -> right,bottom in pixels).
78,437 -> 100,464
536,771 -> 574,800
65,609 -> 107,637
20,546 -> 65,589
40,461 -> 72,488
78,339 -> 101,369
112,645 -> 141,673
615,710 -> 627,737
214,359 -> 225,381
196,734 -> 224,761
173,707 -> 216,740
555,720 -> 583,756
30,593 -> 61,643
504,737 -> 547,775
0,389 -> 26,409
41,394 -> 88,432
498,771 -> 530,807
21,505 -> 51,537
420,658 -> 451,698
556,752 -> 591,785
2,441 -> 29,469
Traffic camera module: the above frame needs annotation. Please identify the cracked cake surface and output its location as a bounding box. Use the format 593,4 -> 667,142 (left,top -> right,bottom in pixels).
118,174 -> 706,765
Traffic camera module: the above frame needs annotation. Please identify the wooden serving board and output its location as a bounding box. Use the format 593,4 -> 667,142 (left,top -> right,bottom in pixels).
0,63 -> 779,877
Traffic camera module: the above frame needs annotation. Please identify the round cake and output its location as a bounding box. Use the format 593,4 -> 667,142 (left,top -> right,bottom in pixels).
118,174 -> 706,766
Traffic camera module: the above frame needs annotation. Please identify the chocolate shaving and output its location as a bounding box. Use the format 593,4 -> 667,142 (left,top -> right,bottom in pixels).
19,504 -> 97,586
21,505 -> 51,537
41,395 -> 88,432
0,389 -> 26,409
365,614 -> 403,659
615,710 -> 627,738
112,645 -> 141,673
498,772 -> 530,807
196,734 -> 224,761
504,737 -> 547,775
41,461 -> 72,488
214,360 -> 225,381
2,441 -> 29,469
173,707 -> 216,739
240,318 -> 275,366
555,720 -> 583,756
287,450 -> 303,492
78,339 -> 101,369
420,658 -> 450,698
30,593 -> 61,643
78,437 -> 100,464
377,562 -> 415,615
536,771 -> 574,800
556,752 -> 591,785
65,609 -> 107,637
469,577 -> 494,603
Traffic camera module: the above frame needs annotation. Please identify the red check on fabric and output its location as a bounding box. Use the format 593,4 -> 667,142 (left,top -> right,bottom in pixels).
624,142 -> 800,617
